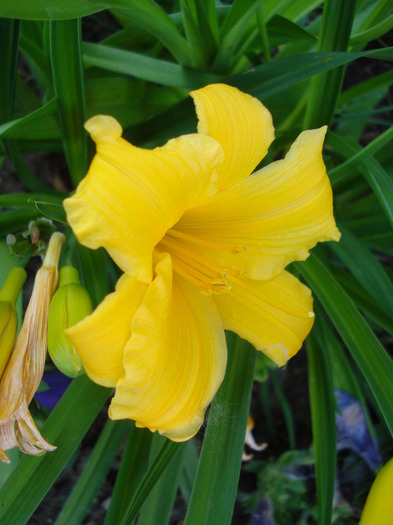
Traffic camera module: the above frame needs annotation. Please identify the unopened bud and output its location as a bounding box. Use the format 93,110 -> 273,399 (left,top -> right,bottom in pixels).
0,267 -> 26,378
48,266 -> 92,378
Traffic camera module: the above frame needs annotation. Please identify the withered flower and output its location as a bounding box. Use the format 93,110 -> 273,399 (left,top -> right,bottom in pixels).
0,232 -> 65,463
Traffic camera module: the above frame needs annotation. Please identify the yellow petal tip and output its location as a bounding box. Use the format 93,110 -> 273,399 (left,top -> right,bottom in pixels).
84,115 -> 123,142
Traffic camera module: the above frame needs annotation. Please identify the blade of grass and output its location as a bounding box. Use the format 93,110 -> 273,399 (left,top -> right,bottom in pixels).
329,225 -> 393,318
0,18 -> 53,193
304,0 -> 357,128
110,1 -> 192,65
137,435 -> 187,525
184,334 -> 256,525
350,14 -> 393,46
0,376 -> 110,525
104,426 -> 153,525
270,369 -> 296,449
82,42 -> 222,88
49,19 -> 88,187
178,440 -> 199,505
328,124 -> 393,184
307,328 -> 336,525
317,316 -> 379,448
119,439 -> 182,525
54,420 -> 130,525
0,209 -> 41,237
0,193 -> 63,208
180,0 -> 218,68
332,267 -> 393,337
131,48 -> 393,148
0,99 -> 61,140
75,244 -> 110,307
0,0 -> 167,20
295,252 -> 393,437
328,132 -> 393,229
212,0 -> 263,73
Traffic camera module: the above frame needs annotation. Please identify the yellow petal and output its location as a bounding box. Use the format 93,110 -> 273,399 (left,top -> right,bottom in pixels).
360,457 -> 393,525
64,117 -> 224,282
66,274 -> 147,388
191,83 -> 274,191
109,254 -> 227,441
177,127 -> 340,281
214,270 -> 314,366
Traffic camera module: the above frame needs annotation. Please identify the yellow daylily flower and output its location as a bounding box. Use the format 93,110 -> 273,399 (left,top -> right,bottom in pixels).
360,458 -> 393,525
64,83 -> 340,442
0,232 -> 65,463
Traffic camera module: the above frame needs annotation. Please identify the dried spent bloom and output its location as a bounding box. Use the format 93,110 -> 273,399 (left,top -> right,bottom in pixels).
243,415 -> 267,461
64,83 -> 340,442
48,266 -> 93,378
0,232 -> 65,463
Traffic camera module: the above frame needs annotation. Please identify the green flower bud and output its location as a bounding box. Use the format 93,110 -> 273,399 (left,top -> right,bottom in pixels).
0,267 -> 26,378
48,266 -> 92,378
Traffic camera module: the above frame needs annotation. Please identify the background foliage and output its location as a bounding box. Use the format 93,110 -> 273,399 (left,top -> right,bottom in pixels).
0,1 -> 392,523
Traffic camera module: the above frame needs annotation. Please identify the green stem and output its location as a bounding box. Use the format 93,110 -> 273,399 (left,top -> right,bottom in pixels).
184,334 -> 256,525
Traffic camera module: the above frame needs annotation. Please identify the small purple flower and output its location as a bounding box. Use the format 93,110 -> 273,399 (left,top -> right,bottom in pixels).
335,389 -> 381,472
36,370 -> 72,408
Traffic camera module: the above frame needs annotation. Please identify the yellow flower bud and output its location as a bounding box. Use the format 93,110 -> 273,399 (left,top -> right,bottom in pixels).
360,458 -> 393,525
48,266 -> 92,378
0,267 -> 26,378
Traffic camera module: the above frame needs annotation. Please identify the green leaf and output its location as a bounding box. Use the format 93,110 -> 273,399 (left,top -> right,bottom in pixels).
82,42 -> 222,88
0,209 -> 41,237
184,335 -> 256,525
119,439 -> 182,525
33,201 -> 67,224
350,14 -> 393,46
307,329 -> 336,525
76,244 -> 110,307
180,0 -> 218,69
104,426 -> 153,525
137,435 -> 188,525
50,19 -> 88,186
303,0 -> 357,128
330,225 -> 393,319
212,0 -> 262,73
0,0 -> 159,20
0,99 -> 61,140
332,268 -> 393,337
0,19 -> 52,193
328,131 -> 393,229
267,14 -> 317,45
0,192 -> 63,208
54,420 -> 130,525
131,48 -> 393,147
328,125 -> 393,184
0,376 -> 110,525
110,1 -> 191,65
296,253 -> 393,438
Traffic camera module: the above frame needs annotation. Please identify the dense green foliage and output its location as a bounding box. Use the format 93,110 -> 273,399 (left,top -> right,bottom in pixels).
0,1 -> 392,523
